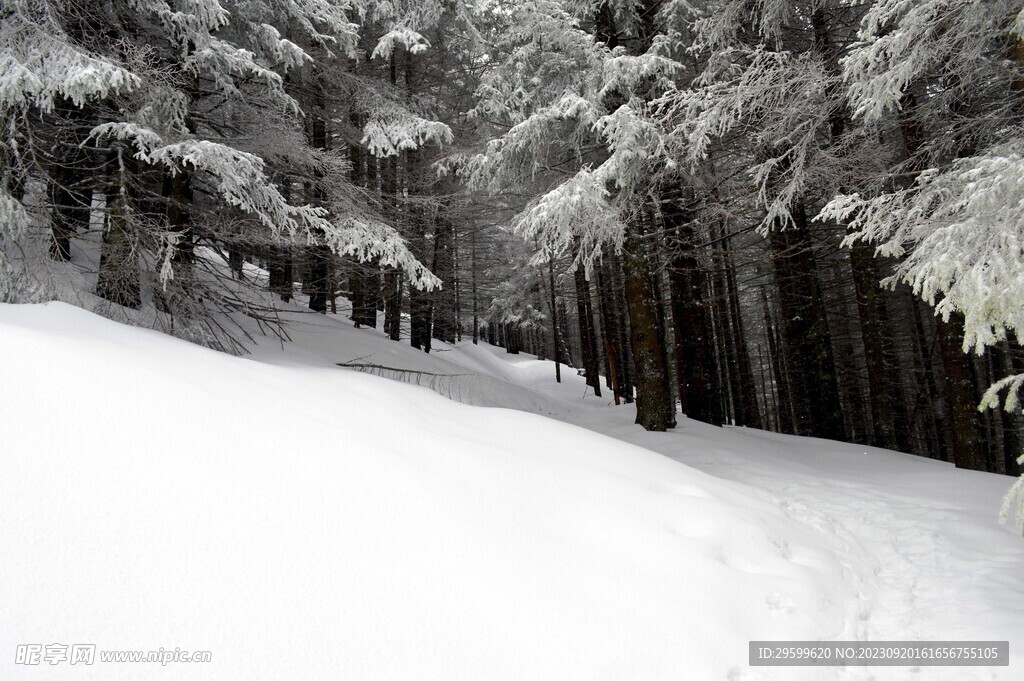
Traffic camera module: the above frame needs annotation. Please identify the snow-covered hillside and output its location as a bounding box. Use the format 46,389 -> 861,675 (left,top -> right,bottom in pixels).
2,302 -> 1022,680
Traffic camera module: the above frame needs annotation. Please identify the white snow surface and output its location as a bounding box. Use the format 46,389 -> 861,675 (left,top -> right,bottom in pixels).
2,300 -> 1023,680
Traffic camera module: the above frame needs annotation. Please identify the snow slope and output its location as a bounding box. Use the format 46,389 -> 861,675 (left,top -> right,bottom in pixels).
2,301 -> 1023,680
440,341 -> 1024,677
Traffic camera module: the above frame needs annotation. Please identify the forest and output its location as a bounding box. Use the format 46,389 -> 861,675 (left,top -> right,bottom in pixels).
4,0 -> 1024,489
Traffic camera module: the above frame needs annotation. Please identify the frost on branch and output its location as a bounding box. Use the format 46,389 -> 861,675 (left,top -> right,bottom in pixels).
821,136 -> 1024,355
188,37 -> 294,107
470,1 -> 606,126
514,162 -> 625,276
249,23 -> 307,71
0,1 -> 139,111
595,102 -> 667,191
91,122 -> 438,290
842,0 -> 1019,123
488,249 -> 547,329
369,0 -> 447,38
480,96 -> 664,273
693,0 -> 795,50
1001,470 -> 1024,536
464,92 -> 600,192
92,123 -> 324,238
657,47 -> 838,230
980,374 -> 1024,414
362,113 -> 453,158
599,50 -> 680,101
371,27 -> 430,60
134,87 -> 191,140
0,190 -> 31,237
326,217 -> 441,292
130,0 -> 231,52
130,0 -> 333,109
466,1 -> 678,272
269,0 -> 359,54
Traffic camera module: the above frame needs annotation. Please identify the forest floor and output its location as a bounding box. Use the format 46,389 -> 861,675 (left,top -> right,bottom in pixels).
2,295 -> 1024,680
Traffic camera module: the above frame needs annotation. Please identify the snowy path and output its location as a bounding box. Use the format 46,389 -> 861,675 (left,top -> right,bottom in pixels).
255,309 -> 1024,678
438,342 -> 1024,679
632,426 -> 1024,670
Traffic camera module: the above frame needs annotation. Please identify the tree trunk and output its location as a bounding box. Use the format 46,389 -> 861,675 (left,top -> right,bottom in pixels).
908,294 -> 945,459
269,247 -> 293,302
722,230 -> 761,427
768,205 -> 844,440
47,97 -> 92,261
596,263 -> 622,405
432,211 -> 457,343
665,203 -> 721,425
308,249 -> 330,314
849,244 -> 902,449
611,255 -> 635,404
937,314 -> 985,470
573,260 -> 601,396
546,254 -> 562,382
471,231 -> 480,344
763,287 -> 794,434
622,212 -> 675,431
96,148 -> 140,308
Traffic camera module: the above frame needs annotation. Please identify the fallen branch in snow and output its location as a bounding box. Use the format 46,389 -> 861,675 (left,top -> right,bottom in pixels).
336,361 -> 473,378
336,362 -> 478,404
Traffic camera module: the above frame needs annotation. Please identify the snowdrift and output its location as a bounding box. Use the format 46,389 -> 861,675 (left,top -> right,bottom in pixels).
2,302 -> 1022,680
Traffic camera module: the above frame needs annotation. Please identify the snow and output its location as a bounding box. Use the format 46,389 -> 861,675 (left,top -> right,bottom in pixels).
2,301 -> 1023,680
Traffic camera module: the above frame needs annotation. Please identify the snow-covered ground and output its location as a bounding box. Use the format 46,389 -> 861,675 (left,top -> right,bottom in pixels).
2,300 -> 1023,680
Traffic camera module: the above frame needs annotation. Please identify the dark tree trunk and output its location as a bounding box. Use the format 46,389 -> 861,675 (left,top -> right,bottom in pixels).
269,247 -> 293,302
268,179 -> 293,302
763,287 -> 795,434
96,148 -> 140,308
622,210 -> 675,431
348,112 -> 367,323
383,267 -> 403,340
432,212 -> 457,343
504,323 -> 519,354
382,156 -> 403,340
937,314 -> 985,470
410,286 -> 432,350
304,86 -> 331,315
768,205 -> 844,440
228,248 -> 244,279
546,254 -> 562,382
880,291 -> 913,451
308,248 -> 330,314
47,97 -> 93,261
711,270 -> 734,422
350,258 -> 379,327
610,255 -> 635,404
596,263 -> 623,404
573,260 -> 601,396
721,231 -> 760,427
358,157 -> 380,327
471,232 -> 480,344
850,244 -> 902,450
405,148 -> 431,350
162,76 -> 200,277
908,295 -> 946,459
164,166 -> 195,264
665,200 -> 721,425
